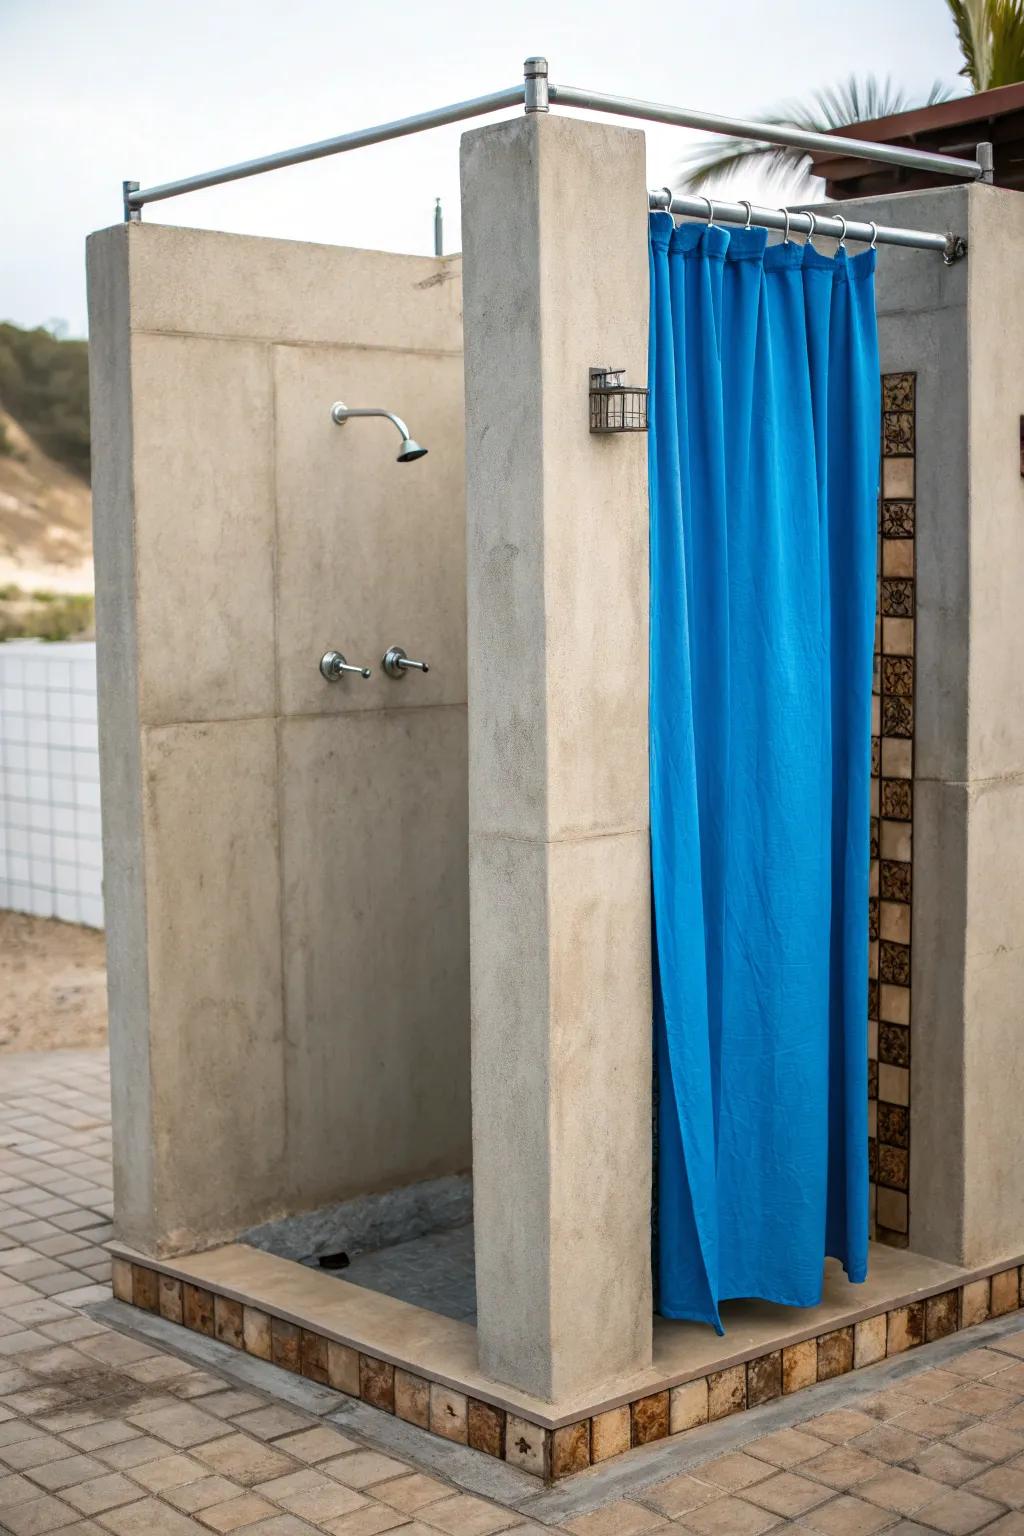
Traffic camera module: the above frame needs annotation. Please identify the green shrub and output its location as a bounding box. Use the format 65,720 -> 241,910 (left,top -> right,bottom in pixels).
0,590 -> 94,642
0,322 -> 90,480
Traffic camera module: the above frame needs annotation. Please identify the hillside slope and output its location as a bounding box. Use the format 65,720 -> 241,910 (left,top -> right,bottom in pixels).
0,406 -> 93,594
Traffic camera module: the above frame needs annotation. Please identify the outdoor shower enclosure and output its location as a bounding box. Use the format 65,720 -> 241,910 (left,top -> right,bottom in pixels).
91,88 -> 1024,1481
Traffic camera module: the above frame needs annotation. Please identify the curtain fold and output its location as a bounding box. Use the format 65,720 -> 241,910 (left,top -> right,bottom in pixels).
649,215 -> 879,1331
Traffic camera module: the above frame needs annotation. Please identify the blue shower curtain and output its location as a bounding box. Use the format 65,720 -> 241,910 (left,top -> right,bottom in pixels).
649,216 -> 879,1331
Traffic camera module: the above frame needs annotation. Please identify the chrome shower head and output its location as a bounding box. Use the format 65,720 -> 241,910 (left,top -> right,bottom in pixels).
330,401 -> 429,464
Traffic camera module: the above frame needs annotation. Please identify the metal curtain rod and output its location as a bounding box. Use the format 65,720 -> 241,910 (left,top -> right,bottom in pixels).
122,54 -> 989,231
651,191 -> 967,264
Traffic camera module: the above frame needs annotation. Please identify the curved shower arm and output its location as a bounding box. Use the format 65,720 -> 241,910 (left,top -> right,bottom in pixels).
330,403 -> 413,441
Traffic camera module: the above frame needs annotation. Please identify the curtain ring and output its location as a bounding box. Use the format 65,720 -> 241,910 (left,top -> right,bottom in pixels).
868,220 -> 879,249
836,214 -> 848,248
805,210 -> 817,247
782,207 -> 791,244
702,196 -> 716,226
658,186 -> 675,220
738,198 -> 753,230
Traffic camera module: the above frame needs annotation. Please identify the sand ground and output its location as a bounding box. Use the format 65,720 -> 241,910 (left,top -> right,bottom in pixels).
0,907 -> 108,1052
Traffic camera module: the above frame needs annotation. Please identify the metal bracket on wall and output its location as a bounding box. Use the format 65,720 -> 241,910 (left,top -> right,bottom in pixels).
977,141 -> 995,184
943,232 -> 968,266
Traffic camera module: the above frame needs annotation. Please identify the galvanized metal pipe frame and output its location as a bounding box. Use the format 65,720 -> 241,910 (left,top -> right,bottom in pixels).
122,54 -> 984,258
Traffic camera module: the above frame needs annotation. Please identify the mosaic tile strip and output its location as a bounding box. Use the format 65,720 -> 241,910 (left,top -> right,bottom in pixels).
113,1256 -> 1024,1483
872,371 -> 916,1247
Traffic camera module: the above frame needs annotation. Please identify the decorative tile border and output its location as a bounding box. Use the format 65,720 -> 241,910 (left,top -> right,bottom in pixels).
112,1254 -> 1024,1482
871,371 -> 916,1247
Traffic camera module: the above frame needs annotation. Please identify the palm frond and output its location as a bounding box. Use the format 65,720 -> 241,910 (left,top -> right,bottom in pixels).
675,74 -> 958,197
946,0 -> 1024,88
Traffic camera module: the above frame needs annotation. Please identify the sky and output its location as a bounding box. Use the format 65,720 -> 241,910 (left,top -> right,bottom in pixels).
2,0 -> 968,337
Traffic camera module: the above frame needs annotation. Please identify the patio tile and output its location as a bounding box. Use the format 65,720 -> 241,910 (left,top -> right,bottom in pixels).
409,1491 -> 521,1533
128,1453 -> 209,1491
252,1470 -> 331,1503
235,1519 -> 335,1536
798,1493 -> 896,1534
62,1476 -> 142,1516
858,1465 -> 950,1514
275,1481 -> 368,1523
801,1446 -> 886,1490
26,1457 -> 107,1493
270,1427 -> 358,1464
858,1390 -> 919,1421
196,1493 -> 276,1531
895,1369 -> 963,1402
126,1405 -> 230,1449
3,1435 -> 78,1470
675,1493 -> 779,1534
322,1452 -> 412,1490
891,1401 -> 974,1438
163,1475 -> 244,1513
849,1424 -> 930,1463
2,1493 -> 80,1535
912,1485 -> 1009,1533
949,1423 -> 1024,1461
232,1407 -> 313,1441
63,1425 -> 139,1454
641,1473 -> 719,1518
193,1434 -> 298,1485
803,1410 -> 879,1444
323,1507 -> 429,1536
0,1471 -> 41,1508
945,1349 -> 1010,1379
372,1473 -> 450,1512
95,1496 -> 205,1535
944,1383 -> 1021,1418
746,1427 -> 831,1467
93,1439 -> 172,1474
743,1469 -> 831,1516
965,1463 -> 1024,1506
563,1503 -> 668,1535
902,1441 -> 991,1485
693,1451 -> 773,1491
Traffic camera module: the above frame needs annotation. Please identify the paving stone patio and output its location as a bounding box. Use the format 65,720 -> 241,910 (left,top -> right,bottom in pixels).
3,1048 -> 1024,1536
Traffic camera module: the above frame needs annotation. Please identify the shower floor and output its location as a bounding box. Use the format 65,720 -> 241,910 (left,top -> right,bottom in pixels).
330,1223 -> 477,1323
240,1174 -> 477,1324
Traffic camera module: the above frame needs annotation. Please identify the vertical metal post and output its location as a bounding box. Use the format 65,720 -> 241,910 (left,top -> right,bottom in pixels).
123,180 -> 141,222
434,197 -> 443,257
977,141 -> 995,184
524,56 -> 549,112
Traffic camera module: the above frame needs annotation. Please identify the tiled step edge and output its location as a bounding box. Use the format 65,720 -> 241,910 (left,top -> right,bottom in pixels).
110,1255 -> 1024,1482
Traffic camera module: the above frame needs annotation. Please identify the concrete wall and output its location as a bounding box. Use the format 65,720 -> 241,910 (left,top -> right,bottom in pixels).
87,224 -> 469,1256
839,183 -> 1024,1268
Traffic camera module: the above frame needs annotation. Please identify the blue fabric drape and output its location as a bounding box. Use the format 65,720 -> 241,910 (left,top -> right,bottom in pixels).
649,216 -> 879,1331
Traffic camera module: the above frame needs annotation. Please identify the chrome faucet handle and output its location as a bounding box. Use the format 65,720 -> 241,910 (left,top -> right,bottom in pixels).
320,650 -> 371,681
382,646 -> 430,679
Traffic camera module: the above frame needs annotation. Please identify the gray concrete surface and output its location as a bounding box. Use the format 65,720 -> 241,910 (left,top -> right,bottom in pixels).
86,224 -> 470,1258
827,184 -> 1024,1271
460,113 -> 653,1407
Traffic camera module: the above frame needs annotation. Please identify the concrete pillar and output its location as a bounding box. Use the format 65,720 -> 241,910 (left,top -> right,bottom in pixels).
460,114 -> 652,1403
839,183 -> 1024,1268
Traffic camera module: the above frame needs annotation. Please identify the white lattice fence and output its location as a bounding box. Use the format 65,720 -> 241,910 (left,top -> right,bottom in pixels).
0,641 -> 104,928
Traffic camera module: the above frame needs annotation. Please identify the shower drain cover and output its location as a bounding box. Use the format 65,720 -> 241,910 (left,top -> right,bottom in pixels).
317,1250 -> 351,1270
